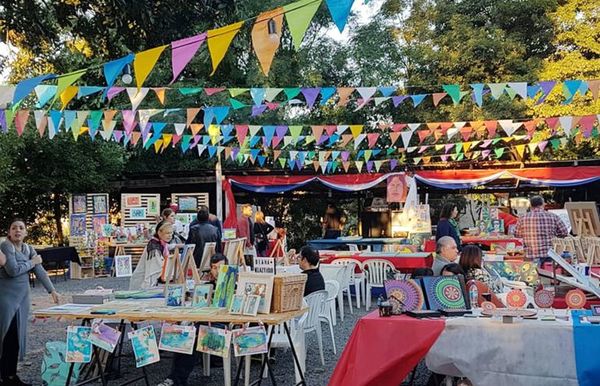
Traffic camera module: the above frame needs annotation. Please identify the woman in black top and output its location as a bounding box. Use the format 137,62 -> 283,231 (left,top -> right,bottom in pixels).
253,211 -> 274,257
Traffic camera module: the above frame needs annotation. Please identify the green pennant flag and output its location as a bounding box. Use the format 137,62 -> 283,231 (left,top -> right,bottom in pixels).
229,88 -> 249,97
53,70 -> 86,108
284,0 -> 323,50
289,125 -> 303,139
550,138 -> 561,150
442,84 -> 462,105
179,87 -> 203,95
492,138 -> 502,145
455,142 -> 463,154
386,148 -> 395,156
364,150 -> 372,161
229,98 -> 246,109
488,83 -> 506,100
278,157 -> 287,168
494,148 -> 505,158
284,88 -> 301,100
457,153 -> 464,161
504,86 -> 517,100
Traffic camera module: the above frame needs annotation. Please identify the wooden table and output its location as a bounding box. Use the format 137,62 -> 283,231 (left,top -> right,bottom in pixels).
35,300 -> 308,386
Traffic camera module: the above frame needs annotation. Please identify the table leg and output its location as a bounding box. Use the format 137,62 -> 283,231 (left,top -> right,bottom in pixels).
283,322 -> 306,386
105,319 -> 126,379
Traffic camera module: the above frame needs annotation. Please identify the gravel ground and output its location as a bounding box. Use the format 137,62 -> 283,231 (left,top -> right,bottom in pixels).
22,276 -> 432,386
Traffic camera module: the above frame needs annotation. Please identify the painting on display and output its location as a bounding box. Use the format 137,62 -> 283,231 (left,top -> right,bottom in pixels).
128,326 -> 160,368
196,325 -> 231,358
229,294 -> 245,315
386,174 -> 407,203
212,265 -> 239,309
223,228 -> 237,240
483,261 -> 538,286
146,197 -> 159,217
242,295 -> 261,316
384,279 -> 424,312
92,195 -> 108,214
89,320 -> 121,353
72,194 -> 87,214
65,326 -> 93,363
178,196 -> 198,212
41,341 -> 82,386
421,276 -> 466,310
125,195 -> 141,208
192,284 -> 213,308
92,214 -> 108,236
165,284 -> 185,307
236,272 -> 274,314
70,214 -> 87,237
130,207 -> 147,220
175,213 -> 192,225
232,326 -> 268,357
158,323 -> 196,355
114,255 -> 133,277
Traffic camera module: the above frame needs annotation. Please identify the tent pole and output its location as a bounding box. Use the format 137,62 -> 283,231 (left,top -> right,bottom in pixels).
216,154 -> 223,221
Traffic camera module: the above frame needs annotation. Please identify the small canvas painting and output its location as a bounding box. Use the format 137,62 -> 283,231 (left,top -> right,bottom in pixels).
92,214 -> 108,236
178,196 -> 198,212
192,284 -> 213,307
232,326 -> 268,357
223,228 -> 237,240
158,323 -> 196,355
237,272 -> 274,314
115,255 -> 133,277
421,276 -> 466,310
92,195 -> 108,214
66,326 -> 93,363
165,284 -> 185,307
72,194 -> 87,214
242,295 -> 260,316
130,207 -> 147,220
125,195 -> 141,207
89,320 -> 121,353
128,326 -> 160,368
229,294 -> 245,315
212,265 -> 239,309
175,214 -> 192,225
70,214 -> 87,237
147,197 -> 159,217
196,325 -> 231,358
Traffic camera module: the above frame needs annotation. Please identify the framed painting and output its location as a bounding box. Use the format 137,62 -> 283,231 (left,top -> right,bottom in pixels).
130,207 -> 147,220
124,195 -> 142,208
146,197 -> 159,217
92,195 -> 108,214
72,194 -> 87,214
114,255 -> 133,277
236,272 -> 274,314
70,214 -> 87,237
420,276 -> 466,310
178,196 -> 198,212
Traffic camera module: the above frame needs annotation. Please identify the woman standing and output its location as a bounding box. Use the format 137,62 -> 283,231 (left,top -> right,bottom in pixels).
253,211 -> 274,257
0,219 -> 60,386
436,203 -> 461,248
129,221 -> 173,290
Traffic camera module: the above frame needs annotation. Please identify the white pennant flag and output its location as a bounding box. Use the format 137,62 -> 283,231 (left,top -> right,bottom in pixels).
559,116 -> 573,136
498,120 -> 518,136
401,131 -> 413,148
126,87 -> 149,111
354,134 -> 366,150
174,123 -> 186,136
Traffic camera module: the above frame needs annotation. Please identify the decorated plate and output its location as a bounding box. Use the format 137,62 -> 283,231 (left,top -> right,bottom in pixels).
384,279 -> 424,312
565,289 -> 586,309
506,289 -> 527,308
481,301 -> 497,312
534,289 -> 555,309
481,308 -> 537,318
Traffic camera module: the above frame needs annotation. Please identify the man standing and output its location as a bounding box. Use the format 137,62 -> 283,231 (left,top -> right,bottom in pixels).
186,206 -> 221,268
432,236 -> 459,276
236,203 -> 256,261
515,196 -> 568,263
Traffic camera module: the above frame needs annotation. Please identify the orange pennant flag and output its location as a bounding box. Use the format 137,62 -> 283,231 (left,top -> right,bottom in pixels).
340,134 -> 353,147
389,132 -> 401,146
207,21 -> 244,75
337,87 -> 355,106
417,129 -> 430,143
190,123 -> 203,136
187,108 -> 201,127
426,122 -> 440,131
311,125 -> 325,139
460,127 -> 473,141
134,45 -> 168,90
15,109 -> 30,136
152,88 -> 166,105
432,93 -> 447,106
103,110 -> 117,128
484,120 -> 497,138
252,8 -> 284,76
131,132 -> 142,146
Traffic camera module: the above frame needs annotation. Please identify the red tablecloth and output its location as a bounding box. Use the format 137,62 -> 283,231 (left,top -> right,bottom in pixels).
322,253 -> 433,273
329,311 -> 445,386
461,236 -> 523,247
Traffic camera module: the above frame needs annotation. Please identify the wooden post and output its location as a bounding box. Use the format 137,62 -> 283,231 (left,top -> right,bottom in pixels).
216,154 -> 223,222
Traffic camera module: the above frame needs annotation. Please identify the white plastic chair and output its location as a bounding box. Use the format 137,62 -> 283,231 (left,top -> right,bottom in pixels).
319,264 -> 348,321
320,280 -> 339,354
363,259 -> 396,310
332,258 -> 365,308
303,290 -> 328,366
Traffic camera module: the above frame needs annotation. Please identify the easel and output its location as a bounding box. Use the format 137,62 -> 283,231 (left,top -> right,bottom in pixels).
269,238 -> 285,259
223,238 -> 246,267
164,245 -> 202,284
198,242 -> 216,273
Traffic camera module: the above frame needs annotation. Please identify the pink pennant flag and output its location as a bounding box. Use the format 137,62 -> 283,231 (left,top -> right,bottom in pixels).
106,86 -> 125,101
171,33 -> 207,83
121,110 -> 137,135
15,110 -> 30,136
236,124 -> 249,144
444,143 -> 454,153
367,133 -> 379,148
538,141 -> 548,153
324,125 -> 337,136
204,87 -> 225,96
34,110 -> 47,137
172,134 -> 182,146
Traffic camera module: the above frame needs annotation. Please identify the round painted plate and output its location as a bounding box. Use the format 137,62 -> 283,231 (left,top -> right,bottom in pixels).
565,289 -> 586,309
433,277 -> 465,309
481,301 -> 496,312
506,289 -> 527,308
534,289 -> 555,309
481,308 -> 537,318
386,280 -> 424,311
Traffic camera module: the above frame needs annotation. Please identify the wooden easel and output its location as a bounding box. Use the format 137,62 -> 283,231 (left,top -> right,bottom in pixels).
223,238 -> 246,266
198,242 -> 216,273
269,238 -> 285,259
164,246 -> 202,284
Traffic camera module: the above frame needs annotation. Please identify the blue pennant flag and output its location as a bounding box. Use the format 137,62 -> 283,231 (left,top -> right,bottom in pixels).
320,87 -> 337,105
102,54 -> 134,98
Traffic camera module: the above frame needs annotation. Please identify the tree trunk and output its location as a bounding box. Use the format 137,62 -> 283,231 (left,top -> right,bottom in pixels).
53,193 -> 64,246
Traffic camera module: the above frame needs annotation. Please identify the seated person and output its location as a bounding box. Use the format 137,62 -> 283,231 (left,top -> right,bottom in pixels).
440,263 -> 465,276
432,236 -> 459,276
299,246 -> 325,296
460,245 -> 498,292
159,254 -> 228,386
412,267 -> 434,279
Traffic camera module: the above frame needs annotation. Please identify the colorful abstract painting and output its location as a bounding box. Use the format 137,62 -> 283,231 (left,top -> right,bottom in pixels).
212,265 -> 239,309
384,279 -> 424,311
89,320 -> 121,353
192,284 -> 213,307
92,195 -> 107,214
128,326 -> 160,368
421,276 -> 466,310
196,325 -> 231,358
72,194 -> 87,214
92,214 -> 108,236
65,326 -> 92,363
534,289 -> 555,309
70,214 -> 87,237
158,323 -> 196,355
506,289 -> 527,308
565,288 -> 586,309
232,326 -> 268,357
165,284 -> 185,307
483,261 -> 538,285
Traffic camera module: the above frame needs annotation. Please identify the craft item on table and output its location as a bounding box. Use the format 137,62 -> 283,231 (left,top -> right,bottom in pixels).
114,255 -> 133,277
232,326 -> 269,357
197,242 -> 215,272
506,289 -> 527,308
421,276 -> 466,310
192,284 -> 213,307
212,265 -> 239,309
196,325 -> 232,358
480,308 -> 537,318
384,279 -> 424,312
481,301 -> 497,312
128,326 -> 160,368
42,341 -> 82,386
92,195 -> 108,214
254,257 -> 275,274
178,196 -> 198,212
130,207 -> 147,220
242,295 -> 261,316
40,304 -> 93,314
483,261 -> 538,285
70,214 -> 87,237
146,197 -> 159,216
66,326 -> 93,363
72,194 -> 87,214
89,320 -> 121,353
237,272 -> 274,314
223,228 -> 237,240
124,195 -> 141,207
565,288 -> 587,309
165,284 -> 185,307
114,289 -> 164,299
229,294 -> 245,315
534,289 -> 555,308
158,323 -> 196,355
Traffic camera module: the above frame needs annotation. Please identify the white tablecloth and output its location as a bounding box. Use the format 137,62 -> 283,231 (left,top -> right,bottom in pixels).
425,313 -> 578,386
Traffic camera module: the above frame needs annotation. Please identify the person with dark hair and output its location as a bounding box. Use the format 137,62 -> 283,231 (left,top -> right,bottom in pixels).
322,203 -> 344,239
299,246 -> 325,296
186,205 -> 221,268
412,267 -> 434,279
130,221 -> 174,290
459,245 -> 497,290
1,219 -> 60,386
161,208 -> 185,245
236,204 -> 257,263
441,263 -> 465,276
436,203 -> 461,247
515,196 -> 568,263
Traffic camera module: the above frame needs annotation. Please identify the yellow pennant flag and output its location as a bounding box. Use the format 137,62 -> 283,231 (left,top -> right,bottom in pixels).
134,45 -> 168,90
208,21 -> 244,75
514,144 -> 526,159
54,70 -> 86,109
162,134 -> 173,149
154,139 -> 164,153
252,8 -> 284,76
349,125 -> 363,138
60,86 -> 79,109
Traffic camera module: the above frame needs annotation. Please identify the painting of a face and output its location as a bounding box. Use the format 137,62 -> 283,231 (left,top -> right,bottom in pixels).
387,175 -> 407,203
